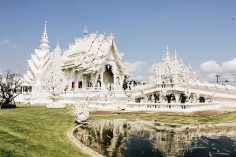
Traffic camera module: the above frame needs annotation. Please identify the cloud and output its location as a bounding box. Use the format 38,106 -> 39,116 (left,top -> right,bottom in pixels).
124,61 -> 147,73
199,58 -> 236,85
0,39 -> 20,49
0,39 -> 11,46
222,58 -> 236,72
124,61 -> 149,82
200,60 -> 221,73
132,75 -> 147,81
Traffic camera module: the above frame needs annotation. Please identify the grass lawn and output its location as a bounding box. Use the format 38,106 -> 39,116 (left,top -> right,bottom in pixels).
0,105 -> 90,157
1,106 -> 236,157
90,110 -> 236,124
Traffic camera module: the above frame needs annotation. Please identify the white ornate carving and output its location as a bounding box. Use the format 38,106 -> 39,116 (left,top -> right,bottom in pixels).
24,21 -> 51,91
40,41 -> 65,93
73,99 -> 90,123
19,23 -> 236,111
152,48 -> 196,85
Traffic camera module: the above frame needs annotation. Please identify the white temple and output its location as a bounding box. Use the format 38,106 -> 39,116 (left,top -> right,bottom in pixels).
62,31 -> 126,92
128,48 -> 236,111
24,21 -> 51,91
18,22 -> 236,111
153,46 -> 196,85
20,22 -> 127,106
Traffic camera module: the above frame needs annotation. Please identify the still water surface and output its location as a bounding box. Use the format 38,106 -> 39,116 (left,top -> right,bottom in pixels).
76,119 -> 236,157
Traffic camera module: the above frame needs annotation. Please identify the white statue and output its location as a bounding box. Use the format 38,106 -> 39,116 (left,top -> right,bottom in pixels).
73,99 -> 90,123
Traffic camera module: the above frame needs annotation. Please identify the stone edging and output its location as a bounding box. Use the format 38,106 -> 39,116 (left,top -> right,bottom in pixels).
67,126 -> 104,157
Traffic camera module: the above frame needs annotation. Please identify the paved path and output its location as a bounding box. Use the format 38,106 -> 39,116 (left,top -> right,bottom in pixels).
67,126 -> 104,157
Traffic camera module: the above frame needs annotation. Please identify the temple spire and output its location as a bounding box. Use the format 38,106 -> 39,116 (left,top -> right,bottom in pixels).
83,25 -> 88,35
39,21 -> 50,51
44,21 -> 47,35
174,49 -> 177,59
56,38 -> 59,47
54,39 -> 61,55
165,45 -> 170,60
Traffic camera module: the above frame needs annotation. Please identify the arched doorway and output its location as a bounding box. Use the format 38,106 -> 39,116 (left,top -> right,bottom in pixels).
96,74 -> 101,89
180,93 -> 187,103
78,81 -> 82,88
199,96 -> 205,103
166,94 -> 175,103
72,81 -> 75,91
103,65 -> 114,90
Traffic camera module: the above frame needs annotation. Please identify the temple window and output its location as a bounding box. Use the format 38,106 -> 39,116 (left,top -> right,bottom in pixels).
116,77 -> 120,85
199,96 -> 205,103
97,81 -> 101,87
78,81 -> 82,88
96,74 -> 101,88
72,81 -> 75,90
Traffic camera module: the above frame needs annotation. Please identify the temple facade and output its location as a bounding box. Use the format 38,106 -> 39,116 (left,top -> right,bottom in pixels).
19,22 -> 236,111
127,47 -> 236,111
62,31 -> 126,92
153,46 -> 196,85
24,21 -> 51,91
21,22 -> 127,105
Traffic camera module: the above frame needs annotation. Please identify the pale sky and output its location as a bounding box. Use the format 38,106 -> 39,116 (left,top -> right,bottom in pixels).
0,0 -> 236,83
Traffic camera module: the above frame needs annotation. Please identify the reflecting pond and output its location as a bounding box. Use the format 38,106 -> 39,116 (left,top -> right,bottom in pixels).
75,119 -> 236,157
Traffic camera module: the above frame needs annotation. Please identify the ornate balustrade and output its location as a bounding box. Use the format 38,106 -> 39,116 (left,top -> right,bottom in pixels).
127,102 -> 220,112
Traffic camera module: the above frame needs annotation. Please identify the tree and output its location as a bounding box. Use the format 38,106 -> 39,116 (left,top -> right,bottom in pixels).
0,71 -> 22,108
123,76 -> 129,90
123,75 -> 145,91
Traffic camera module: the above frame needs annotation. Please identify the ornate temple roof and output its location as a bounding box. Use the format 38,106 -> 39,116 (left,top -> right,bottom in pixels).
39,21 -> 50,51
153,47 -> 196,84
24,21 -> 51,87
62,31 -> 125,74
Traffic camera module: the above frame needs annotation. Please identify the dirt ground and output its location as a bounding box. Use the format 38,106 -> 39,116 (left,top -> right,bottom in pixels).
91,107 -> 236,117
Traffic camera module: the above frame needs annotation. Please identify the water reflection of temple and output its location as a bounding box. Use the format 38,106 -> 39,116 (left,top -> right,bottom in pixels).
75,119 -> 236,157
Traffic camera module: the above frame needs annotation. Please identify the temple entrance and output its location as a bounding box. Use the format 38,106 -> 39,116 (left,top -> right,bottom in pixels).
103,65 -> 114,90
166,94 -> 175,103
199,96 -> 205,103
154,93 -> 159,103
96,74 -> 101,88
78,81 -> 82,88
96,81 -> 101,87
180,93 -> 187,103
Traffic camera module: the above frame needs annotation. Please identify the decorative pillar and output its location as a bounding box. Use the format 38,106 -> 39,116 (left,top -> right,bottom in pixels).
74,82 -> 78,92
144,95 -> 148,103
68,80 -> 72,91
195,93 -> 199,103
81,76 -> 85,90
101,66 -> 106,90
120,75 -> 124,90
68,70 -> 73,91
151,94 -> 155,103
175,93 -> 180,103
100,72 -> 104,90
111,66 -> 115,91
93,73 -> 99,90
113,74 -> 117,91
